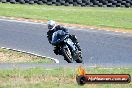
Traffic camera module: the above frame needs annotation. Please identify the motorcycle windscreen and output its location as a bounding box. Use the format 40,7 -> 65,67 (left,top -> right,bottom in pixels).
51,30 -> 66,44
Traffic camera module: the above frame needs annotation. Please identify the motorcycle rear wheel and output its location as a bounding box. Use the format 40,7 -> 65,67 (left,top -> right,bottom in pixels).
75,52 -> 83,63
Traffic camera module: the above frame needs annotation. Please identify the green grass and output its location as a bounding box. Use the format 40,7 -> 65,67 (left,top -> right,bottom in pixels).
0,48 -> 54,63
0,67 -> 131,88
0,3 -> 132,30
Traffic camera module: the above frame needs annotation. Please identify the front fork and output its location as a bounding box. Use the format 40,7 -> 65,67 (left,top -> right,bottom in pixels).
65,38 -> 76,52
64,38 -> 79,60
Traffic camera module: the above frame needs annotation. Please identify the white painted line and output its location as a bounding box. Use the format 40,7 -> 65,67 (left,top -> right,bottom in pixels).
115,31 -> 119,32
0,47 -> 59,63
0,18 -> 99,32
25,20 -> 29,22
0,17 -> 130,35
106,30 -> 110,32
0,19 -> 46,25
123,32 -> 127,34
90,28 -> 94,29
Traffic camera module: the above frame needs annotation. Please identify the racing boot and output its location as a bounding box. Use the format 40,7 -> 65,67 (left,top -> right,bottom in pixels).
53,46 -> 62,55
53,46 -> 59,55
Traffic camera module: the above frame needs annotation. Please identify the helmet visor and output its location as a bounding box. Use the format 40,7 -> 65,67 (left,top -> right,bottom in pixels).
48,25 -> 54,29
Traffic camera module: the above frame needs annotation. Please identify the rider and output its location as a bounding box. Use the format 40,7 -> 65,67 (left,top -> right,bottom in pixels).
47,20 -> 81,55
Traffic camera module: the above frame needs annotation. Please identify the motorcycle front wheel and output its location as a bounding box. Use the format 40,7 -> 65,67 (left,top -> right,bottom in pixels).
62,45 -> 73,63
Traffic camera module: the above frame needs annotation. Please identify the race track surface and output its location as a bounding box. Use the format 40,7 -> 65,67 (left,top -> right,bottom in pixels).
0,19 -> 132,68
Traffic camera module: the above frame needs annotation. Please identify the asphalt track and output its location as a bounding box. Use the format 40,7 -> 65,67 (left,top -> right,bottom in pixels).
0,19 -> 132,69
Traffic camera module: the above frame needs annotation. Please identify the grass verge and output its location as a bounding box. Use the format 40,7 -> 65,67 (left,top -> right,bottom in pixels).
0,67 -> 131,88
0,3 -> 132,30
0,48 -> 53,63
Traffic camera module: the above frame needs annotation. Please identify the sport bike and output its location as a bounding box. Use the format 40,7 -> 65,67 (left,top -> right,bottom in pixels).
51,30 -> 83,63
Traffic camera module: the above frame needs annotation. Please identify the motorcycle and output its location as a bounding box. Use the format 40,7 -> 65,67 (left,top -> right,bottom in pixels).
51,30 -> 83,63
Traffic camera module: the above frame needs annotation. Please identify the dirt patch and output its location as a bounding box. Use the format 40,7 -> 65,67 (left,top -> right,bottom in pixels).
0,48 -> 53,63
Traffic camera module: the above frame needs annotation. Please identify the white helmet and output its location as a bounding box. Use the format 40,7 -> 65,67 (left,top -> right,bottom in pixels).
47,20 -> 56,30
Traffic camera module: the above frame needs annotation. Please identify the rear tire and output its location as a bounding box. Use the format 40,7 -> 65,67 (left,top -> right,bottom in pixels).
75,54 -> 83,63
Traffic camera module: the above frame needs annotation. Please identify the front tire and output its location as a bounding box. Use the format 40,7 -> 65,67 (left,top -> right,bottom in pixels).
62,45 -> 73,63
